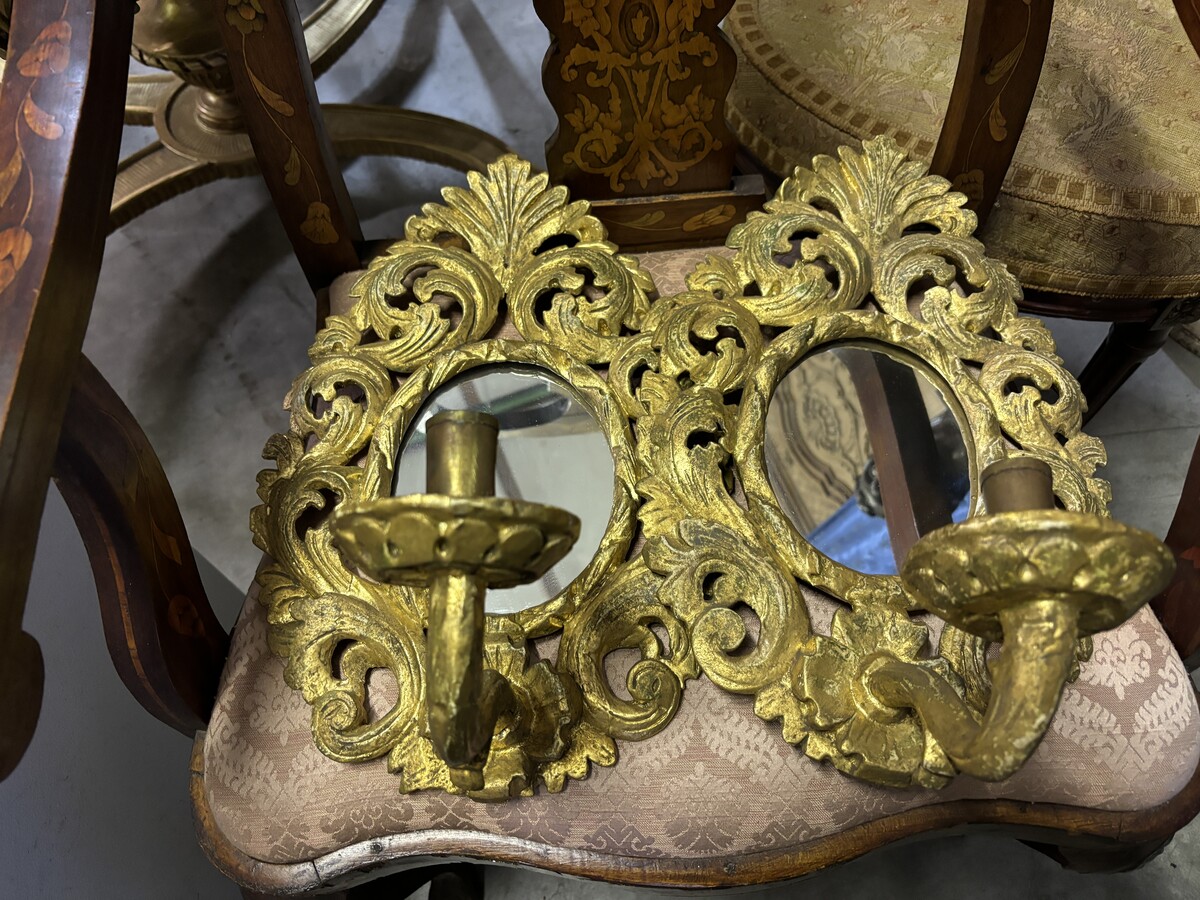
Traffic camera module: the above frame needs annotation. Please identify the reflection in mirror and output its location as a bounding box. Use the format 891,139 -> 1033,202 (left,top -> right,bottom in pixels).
765,346 -> 970,575
393,368 -> 613,614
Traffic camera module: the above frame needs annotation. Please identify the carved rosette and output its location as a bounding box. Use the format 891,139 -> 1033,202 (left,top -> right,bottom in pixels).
253,140 -> 1110,797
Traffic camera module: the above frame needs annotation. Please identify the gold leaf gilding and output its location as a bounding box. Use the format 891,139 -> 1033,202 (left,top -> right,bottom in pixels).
253,141 -> 1129,798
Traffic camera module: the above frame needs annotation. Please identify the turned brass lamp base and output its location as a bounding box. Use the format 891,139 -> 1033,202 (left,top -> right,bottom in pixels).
2,0 -> 511,227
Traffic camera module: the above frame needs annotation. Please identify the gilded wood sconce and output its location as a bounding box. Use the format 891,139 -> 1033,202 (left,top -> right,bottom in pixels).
250,138 -> 1173,800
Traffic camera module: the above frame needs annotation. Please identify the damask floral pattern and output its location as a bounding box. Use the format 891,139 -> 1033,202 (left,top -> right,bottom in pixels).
201,249 -> 1200,865
1080,631 -> 1153,700
726,0 -> 1200,298
203,588 -> 1199,864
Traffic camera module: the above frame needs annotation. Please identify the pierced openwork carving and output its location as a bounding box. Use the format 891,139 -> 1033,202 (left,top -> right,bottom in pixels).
252,139 -> 1166,799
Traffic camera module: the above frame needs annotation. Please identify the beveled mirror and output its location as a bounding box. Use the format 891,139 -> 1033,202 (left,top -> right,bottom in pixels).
765,345 -> 970,575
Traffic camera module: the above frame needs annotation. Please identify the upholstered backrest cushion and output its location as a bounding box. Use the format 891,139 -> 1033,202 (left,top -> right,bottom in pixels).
725,0 -> 1200,299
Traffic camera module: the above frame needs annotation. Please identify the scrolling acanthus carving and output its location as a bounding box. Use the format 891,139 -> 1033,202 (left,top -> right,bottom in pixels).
252,139 -> 1113,798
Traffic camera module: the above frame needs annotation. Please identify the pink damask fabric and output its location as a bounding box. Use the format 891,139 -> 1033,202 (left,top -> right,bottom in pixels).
203,591 -> 1198,864
206,249 -> 1200,865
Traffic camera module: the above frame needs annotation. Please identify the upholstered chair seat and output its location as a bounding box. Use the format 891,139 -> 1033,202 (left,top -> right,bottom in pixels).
195,249 -> 1200,875
725,0 -> 1200,303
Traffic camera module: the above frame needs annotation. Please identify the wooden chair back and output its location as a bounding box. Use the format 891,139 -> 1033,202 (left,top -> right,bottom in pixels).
1,4 -> 1199,894
0,0 -> 214,780
933,1 -> 1200,224
887,0 -> 1200,408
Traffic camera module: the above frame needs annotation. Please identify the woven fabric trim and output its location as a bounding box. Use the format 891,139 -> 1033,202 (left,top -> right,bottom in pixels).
726,49 -> 1200,299
726,0 -> 1200,227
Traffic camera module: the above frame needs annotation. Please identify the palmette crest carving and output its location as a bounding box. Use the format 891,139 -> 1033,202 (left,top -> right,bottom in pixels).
252,141 -> 1112,798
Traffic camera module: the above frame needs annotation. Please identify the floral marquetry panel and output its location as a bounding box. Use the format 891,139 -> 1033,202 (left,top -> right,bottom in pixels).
215,0 -> 362,295
251,139 -> 1125,800
534,0 -> 738,196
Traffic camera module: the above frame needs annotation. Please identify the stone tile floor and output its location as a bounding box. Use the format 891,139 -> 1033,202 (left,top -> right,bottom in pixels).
3,1 -> 1199,896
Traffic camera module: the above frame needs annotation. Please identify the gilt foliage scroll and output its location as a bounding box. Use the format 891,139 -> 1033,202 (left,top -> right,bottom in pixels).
252,139 -> 1107,796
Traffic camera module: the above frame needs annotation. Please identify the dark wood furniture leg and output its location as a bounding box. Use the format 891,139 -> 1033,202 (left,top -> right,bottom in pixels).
1077,321 -> 1174,421
1153,432 -> 1200,670
214,0 -> 363,316
52,357 -> 230,732
0,0 -> 136,780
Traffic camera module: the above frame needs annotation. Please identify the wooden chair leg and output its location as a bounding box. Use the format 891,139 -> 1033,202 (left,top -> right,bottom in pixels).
239,864 -> 484,900
1077,320 -> 1173,421
1022,837 -> 1168,873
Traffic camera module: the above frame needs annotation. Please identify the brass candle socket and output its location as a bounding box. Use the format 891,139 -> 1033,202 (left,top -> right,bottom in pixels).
332,410 -> 580,791
867,458 -> 1175,781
